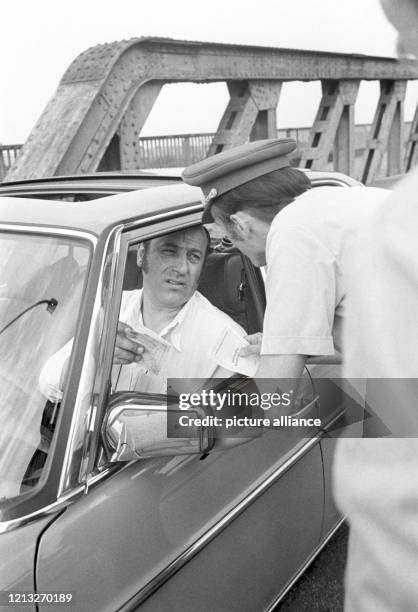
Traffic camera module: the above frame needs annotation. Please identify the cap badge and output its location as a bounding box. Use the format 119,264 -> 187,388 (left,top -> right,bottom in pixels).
204,188 -> 218,207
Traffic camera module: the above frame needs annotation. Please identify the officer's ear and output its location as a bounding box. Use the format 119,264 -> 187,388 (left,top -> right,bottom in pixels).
229,211 -> 253,238
137,244 -> 145,268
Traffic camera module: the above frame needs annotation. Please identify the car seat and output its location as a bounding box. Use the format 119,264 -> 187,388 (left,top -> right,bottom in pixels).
198,251 -> 264,333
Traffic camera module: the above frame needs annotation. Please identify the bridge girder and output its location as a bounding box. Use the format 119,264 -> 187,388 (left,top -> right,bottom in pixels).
6,37 -> 418,182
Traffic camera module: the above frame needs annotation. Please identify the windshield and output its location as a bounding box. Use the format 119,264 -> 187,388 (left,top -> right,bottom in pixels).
0,231 -> 91,502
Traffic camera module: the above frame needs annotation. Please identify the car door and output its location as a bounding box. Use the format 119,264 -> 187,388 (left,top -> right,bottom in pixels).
306,177 -> 360,538
35,210 -> 325,612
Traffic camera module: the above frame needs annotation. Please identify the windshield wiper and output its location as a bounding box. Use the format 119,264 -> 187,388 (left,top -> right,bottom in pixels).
0,298 -> 58,336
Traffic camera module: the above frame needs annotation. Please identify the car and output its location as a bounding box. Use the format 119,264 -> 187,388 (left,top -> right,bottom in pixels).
0,169 -> 363,612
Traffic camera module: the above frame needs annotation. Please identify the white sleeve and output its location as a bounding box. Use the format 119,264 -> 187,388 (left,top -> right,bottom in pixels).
261,224 -> 337,356
38,339 -> 74,401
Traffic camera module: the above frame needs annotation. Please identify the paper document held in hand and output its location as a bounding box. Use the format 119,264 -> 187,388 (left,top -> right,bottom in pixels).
127,326 -> 171,375
212,328 -> 259,377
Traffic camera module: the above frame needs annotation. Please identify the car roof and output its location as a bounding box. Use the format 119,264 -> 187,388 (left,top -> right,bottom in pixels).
0,172 -> 181,196
0,169 -> 362,238
0,168 -> 361,194
0,182 -> 202,237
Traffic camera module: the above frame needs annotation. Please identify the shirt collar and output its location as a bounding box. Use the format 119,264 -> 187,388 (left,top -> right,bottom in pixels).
137,289 -> 197,352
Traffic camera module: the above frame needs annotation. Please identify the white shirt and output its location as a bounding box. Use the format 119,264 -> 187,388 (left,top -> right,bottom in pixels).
333,167 -> 418,612
261,185 -> 388,358
39,289 -> 247,399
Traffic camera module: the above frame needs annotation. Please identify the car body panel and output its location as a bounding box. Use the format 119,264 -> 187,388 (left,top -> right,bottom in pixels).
0,514 -> 57,612
320,438 -> 341,534
134,447 -> 323,612
36,439 -> 323,611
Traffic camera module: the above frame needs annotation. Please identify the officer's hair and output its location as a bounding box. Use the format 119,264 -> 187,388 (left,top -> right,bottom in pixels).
210,167 -> 311,225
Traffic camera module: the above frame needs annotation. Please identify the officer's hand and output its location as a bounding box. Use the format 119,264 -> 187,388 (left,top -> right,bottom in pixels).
114,321 -> 144,364
239,332 -> 263,357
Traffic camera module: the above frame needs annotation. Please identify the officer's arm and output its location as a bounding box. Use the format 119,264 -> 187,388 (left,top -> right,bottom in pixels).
255,354 -> 306,379
307,351 -> 342,365
252,354 -> 307,404
241,333 -> 341,367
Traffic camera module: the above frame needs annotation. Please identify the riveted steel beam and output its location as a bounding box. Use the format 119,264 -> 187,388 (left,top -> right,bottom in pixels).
405,104 -> 418,171
300,80 -> 360,175
208,80 -> 282,154
361,80 -> 407,184
5,37 -> 418,180
248,81 -> 282,142
0,154 -> 6,182
118,82 -> 163,171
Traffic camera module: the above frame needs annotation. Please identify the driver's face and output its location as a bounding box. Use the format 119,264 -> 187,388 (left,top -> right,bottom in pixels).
140,228 -> 208,309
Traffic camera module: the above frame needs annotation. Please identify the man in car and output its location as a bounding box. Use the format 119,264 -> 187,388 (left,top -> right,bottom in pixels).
182,138 -> 387,383
39,226 -> 252,400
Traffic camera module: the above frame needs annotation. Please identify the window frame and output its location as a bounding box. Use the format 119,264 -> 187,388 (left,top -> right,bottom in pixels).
86,208 -> 206,478
90,209 -> 267,475
0,225 -> 95,526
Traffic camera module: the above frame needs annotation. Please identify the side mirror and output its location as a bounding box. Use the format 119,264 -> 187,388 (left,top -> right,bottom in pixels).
102,392 -> 213,461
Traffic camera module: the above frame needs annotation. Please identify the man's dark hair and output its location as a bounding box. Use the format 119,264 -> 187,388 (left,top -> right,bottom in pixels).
141,225 -> 211,269
201,225 -> 211,259
211,167 -> 311,225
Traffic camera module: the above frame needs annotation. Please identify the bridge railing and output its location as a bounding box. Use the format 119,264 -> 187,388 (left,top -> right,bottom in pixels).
138,133 -> 212,168
0,145 -> 22,181
0,122 -> 411,182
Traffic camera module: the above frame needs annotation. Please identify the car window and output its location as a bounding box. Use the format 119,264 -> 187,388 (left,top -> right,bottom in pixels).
90,224 -> 265,470
0,231 -> 91,502
110,225 -> 264,388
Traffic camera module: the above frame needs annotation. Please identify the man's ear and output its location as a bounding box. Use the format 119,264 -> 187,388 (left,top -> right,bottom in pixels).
229,210 -> 252,237
137,244 -> 145,268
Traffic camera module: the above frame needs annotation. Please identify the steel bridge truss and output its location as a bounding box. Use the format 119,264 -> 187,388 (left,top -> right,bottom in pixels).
7,37 -> 418,182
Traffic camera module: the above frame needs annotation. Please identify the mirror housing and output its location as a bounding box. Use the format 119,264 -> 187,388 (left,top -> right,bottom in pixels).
103,392 -> 214,461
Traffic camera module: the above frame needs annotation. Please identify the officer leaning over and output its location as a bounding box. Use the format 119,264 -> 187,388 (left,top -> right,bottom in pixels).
182,138 -> 387,380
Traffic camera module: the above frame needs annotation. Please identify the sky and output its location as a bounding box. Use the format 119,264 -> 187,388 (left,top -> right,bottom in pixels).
1,0 -> 417,144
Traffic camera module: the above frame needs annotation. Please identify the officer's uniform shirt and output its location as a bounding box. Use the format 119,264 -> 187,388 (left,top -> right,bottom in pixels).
261,185 -> 387,359
334,166 -> 418,612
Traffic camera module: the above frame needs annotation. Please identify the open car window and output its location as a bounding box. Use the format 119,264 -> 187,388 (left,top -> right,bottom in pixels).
104,226 -> 263,398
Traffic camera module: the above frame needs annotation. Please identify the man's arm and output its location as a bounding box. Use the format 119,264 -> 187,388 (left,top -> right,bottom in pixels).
306,352 -> 342,365
255,353 -> 306,379
39,340 -> 73,402
253,354 -> 307,411
39,321 -> 145,401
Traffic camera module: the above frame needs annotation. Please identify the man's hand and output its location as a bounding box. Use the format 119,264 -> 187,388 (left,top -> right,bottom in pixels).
114,321 -> 145,364
239,332 -> 263,357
